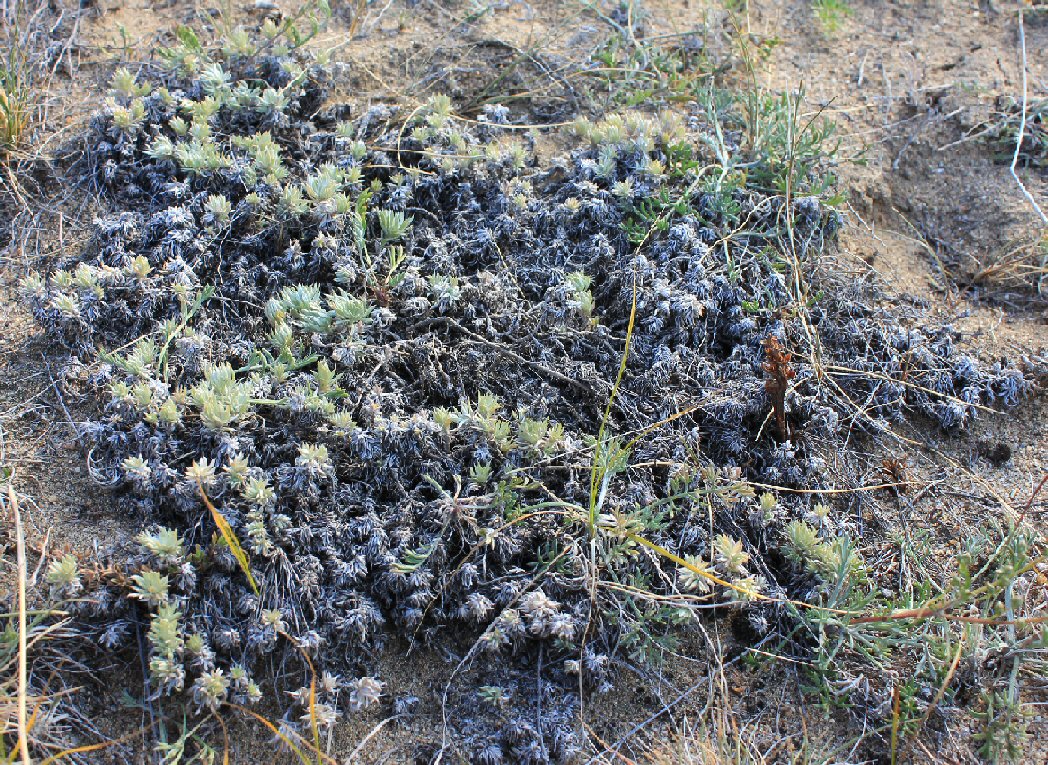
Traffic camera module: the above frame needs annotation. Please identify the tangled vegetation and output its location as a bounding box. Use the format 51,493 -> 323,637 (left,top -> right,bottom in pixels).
989,95 -> 1047,170
8,10 -> 1044,763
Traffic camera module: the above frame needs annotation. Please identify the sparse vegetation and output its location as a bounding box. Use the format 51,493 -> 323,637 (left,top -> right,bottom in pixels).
0,21 -> 30,154
811,0 -> 852,34
989,96 -> 1047,169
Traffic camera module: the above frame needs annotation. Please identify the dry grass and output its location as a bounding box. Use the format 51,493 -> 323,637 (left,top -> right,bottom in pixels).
0,6 -> 32,154
637,669 -> 835,765
644,714 -> 768,765
1,483 -> 31,764
0,74 -> 29,153
0,481 -> 101,764
969,235 -> 1048,296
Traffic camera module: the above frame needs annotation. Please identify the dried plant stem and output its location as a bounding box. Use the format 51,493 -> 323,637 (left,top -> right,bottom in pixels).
762,336 -> 796,442
1011,7 -> 1047,225
346,0 -> 370,38
346,715 -> 399,763
889,685 -> 901,765
9,483 -> 32,765
920,633 -> 965,729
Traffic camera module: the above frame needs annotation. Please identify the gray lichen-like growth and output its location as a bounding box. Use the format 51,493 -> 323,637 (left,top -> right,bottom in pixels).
21,25 -> 1038,763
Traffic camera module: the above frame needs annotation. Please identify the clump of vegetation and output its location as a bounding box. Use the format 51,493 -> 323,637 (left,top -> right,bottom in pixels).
934,95 -> 1048,298
811,0 -> 852,34
0,25 -> 30,153
988,96 -> 1047,169
14,11 -> 1042,762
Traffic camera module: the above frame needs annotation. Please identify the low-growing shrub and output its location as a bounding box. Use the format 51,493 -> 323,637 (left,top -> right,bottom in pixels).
17,16 -> 1040,762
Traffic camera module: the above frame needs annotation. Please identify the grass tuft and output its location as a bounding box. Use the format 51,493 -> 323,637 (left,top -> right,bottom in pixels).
0,17 -> 31,154
811,0 -> 852,35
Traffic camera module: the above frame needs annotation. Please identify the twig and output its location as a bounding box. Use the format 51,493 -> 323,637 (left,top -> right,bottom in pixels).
8,480 -> 33,765
345,715 -> 400,763
416,316 -> 593,393
920,633 -> 965,728
1017,472 -> 1047,525
1011,7 -> 1048,224
890,685 -> 901,765
824,364 -> 1002,415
